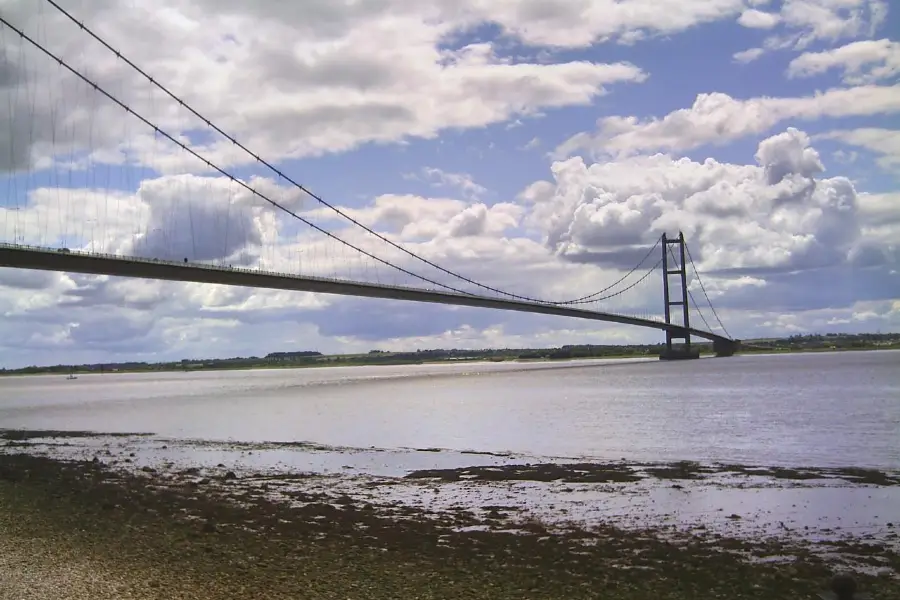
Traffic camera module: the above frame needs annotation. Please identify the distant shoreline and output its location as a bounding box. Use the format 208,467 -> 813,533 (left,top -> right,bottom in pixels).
2,339 -> 898,378
3,352 -> 653,377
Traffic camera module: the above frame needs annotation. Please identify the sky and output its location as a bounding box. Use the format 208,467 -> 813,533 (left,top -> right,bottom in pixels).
0,0 -> 898,368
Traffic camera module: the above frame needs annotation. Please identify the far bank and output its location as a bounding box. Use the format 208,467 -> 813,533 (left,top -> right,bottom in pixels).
2,332 -> 897,378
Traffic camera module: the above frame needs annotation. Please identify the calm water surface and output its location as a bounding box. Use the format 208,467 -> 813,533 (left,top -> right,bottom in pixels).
1,351 -> 898,470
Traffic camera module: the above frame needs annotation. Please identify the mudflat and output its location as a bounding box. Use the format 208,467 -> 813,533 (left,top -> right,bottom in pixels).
1,451 -> 897,600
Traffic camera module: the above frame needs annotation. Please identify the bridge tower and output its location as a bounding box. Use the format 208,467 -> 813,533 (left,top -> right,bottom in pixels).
660,232 -> 699,360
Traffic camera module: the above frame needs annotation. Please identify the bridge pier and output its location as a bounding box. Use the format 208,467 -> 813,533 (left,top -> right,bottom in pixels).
659,345 -> 701,360
713,338 -> 741,357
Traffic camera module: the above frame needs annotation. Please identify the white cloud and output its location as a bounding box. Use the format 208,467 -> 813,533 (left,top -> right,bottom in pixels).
419,167 -> 487,199
1,0 -> 653,176
738,300 -> 900,336
817,128 -> 900,172
737,9 -> 781,29
858,191 -> 900,225
733,0 -> 889,62
781,0 -> 887,47
787,39 -> 900,84
3,127 -> 898,366
533,128 -> 894,275
733,47 -> 766,63
554,85 -> 900,158
0,179 -> 670,366
441,0 -> 750,48
831,149 -> 859,164
0,1 -> 898,368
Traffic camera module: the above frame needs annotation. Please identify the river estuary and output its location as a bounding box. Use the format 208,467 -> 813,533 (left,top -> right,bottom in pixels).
2,350 -> 899,569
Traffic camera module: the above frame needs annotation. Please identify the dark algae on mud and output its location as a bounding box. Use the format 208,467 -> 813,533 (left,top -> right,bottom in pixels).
1,451 -> 898,599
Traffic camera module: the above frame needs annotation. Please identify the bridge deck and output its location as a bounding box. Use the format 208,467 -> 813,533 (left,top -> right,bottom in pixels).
0,244 -> 734,345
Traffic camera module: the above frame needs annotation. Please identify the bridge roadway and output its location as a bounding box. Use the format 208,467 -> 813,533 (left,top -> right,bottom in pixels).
0,243 -> 738,352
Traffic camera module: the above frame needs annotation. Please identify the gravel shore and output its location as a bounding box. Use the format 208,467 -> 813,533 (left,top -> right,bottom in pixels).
0,530 -> 167,600
1,451 -> 897,599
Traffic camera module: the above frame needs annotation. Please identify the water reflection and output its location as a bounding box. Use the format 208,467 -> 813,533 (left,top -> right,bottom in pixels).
1,351 -> 898,469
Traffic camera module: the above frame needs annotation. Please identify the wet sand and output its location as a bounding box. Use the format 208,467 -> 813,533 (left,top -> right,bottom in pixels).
2,430 -> 899,599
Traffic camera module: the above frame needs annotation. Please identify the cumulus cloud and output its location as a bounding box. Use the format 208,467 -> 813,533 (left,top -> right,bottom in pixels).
533,128 -> 892,277
554,85 -> 900,158
1,173 -> 306,265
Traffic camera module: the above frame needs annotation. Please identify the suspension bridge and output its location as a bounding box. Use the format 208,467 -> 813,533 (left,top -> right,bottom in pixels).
0,3 -> 739,360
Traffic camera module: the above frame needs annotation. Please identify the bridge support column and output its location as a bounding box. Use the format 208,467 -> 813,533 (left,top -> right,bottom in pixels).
660,232 -> 699,361
713,338 -> 741,357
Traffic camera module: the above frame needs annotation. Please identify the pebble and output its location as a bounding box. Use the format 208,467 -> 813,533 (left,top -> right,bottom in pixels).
0,530 -> 153,599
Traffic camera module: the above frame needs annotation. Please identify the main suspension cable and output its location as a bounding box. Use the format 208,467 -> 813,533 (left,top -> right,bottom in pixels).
684,242 -> 731,338
0,15 -> 481,298
667,245 -> 713,333
40,0 -> 654,306
557,237 -> 661,305
580,257 -> 662,304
